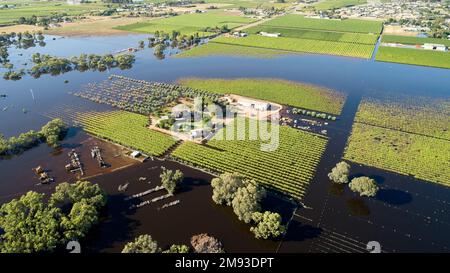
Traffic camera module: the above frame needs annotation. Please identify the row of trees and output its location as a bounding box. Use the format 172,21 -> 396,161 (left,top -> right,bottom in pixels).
0,181 -> 107,253
211,173 -> 285,239
28,53 -> 135,78
0,118 -> 67,156
328,161 -> 379,197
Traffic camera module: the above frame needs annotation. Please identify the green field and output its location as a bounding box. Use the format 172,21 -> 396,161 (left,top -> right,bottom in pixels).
355,94 -> 450,140
172,119 -> 329,199
314,0 -> 367,10
116,12 -> 256,36
262,14 -> 382,34
0,1 -> 107,25
176,42 -> 291,58
210,35 -> 375,58
76,111 -> 177,157
381,35 -> 450,47
376,46 -> 450,69
178,78 -> 346,115
344,123 -> 450,186
245,25 -> 379,45
178,13 -> 381,58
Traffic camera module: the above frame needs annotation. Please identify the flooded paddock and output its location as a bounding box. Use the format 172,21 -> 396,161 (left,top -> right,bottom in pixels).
1,34 -> 450,253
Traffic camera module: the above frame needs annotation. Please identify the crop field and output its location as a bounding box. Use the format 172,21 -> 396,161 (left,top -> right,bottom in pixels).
210,35 -> 375,59
381,35 -> 450,47
0,1 -> 107,25
178,77 -> 346,115
171,119 -> 329,199
176,42 -> 290,58
116,12 -> 256,36
344,123 -> 450,187
376,46 -> 450,69
262,14 -> 383,34
314,0 -> 367,11
76,111 -> 177,157
72,75 -> 221,115
245,25 -> 378,45
355,94 -> 450,140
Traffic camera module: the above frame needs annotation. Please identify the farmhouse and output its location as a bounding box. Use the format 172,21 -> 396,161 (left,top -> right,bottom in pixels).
422,43 -> 447,52
259,32 -> 281,38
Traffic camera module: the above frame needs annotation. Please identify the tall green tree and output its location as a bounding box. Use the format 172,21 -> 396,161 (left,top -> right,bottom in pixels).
250,211 -> 285,239
163,244 -> 190,253
0,192 -> 61,253
50,181 -> 107,209
349,177 -> 379,197
328,161 -> 351,184
160,169 -> 184,195
232,181 -> 266,223
211,172 -> 245,206
122,235 -> 161,253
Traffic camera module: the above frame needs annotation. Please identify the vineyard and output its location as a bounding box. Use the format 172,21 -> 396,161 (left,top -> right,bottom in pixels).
71,75 -> 221,115
176,42 -> 290,58
355,94 -> 450,140
376,46 -> 450,69
344,123 -> 450,187
171,119 -> 329,199
76,111 -> 177,157
381,35 -> 450,47
211,35 -> 375,59
116,11 -> 256,36
262,14 -> 383,34
313,0 -> 367,11
245,26 -> 378,45
178,77 -> 346,115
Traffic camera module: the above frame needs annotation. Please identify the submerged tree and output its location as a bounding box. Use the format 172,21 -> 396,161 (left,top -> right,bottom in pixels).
250,211 -> 285,239
122,235 -> 161,253
160,168 -> 184,195
190,233 -> 224,253
211,172 -> 245,206
232,181 -> 266,223
328,161 -> 351,184
40,118 -> 68,147
0,191 -> 61,253
349,177 -> 379,197
163,244 -> 190,253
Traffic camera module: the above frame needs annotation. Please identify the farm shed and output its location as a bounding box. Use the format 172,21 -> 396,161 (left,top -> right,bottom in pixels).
131,151 -> 141,158
240,101 -> 271,111
259,32 -> 281,38
423,43 -> 447,52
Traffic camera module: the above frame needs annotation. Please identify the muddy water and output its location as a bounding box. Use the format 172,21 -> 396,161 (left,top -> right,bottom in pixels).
1,34 -> 450,252
83,160 -> 295,253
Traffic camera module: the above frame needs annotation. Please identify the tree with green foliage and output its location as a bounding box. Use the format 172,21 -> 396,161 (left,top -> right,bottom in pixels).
328,161 -> 351,184
39,118 -> 67,147
349,177 -> 379,197
60,200 -> 99,240
232,181 -> 266,223
163,244 -> 190,253
122,235 -> 161,253
250,211 -> 285,239
160,169 -> 184,195
211,172 -> 245,206
0,191 -> 61,253
50,181 -> 107,209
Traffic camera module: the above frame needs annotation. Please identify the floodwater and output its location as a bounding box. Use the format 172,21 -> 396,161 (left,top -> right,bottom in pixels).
1,34 -> 449,253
